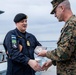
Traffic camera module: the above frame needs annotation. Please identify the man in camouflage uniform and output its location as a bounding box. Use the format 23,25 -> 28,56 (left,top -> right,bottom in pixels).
38,0 -> 76,75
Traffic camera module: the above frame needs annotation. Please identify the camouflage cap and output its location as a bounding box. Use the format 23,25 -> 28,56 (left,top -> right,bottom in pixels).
0,10 -> 4,14
50,0 -> 65,14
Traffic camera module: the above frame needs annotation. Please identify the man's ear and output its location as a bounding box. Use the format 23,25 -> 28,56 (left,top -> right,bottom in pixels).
60,5 -> 64,12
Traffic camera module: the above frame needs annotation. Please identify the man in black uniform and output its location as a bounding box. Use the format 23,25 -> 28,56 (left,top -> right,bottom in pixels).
3,13 -> 42,75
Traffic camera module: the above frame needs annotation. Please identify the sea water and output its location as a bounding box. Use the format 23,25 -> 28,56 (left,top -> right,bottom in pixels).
0,41 -> 57,54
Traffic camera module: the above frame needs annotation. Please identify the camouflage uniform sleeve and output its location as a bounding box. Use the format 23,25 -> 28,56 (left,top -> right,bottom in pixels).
46,22 -> 76,62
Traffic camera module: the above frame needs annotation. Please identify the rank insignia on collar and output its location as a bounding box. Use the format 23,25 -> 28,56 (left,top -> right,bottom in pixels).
27,41 -> 30,46
18,36 -> 22,38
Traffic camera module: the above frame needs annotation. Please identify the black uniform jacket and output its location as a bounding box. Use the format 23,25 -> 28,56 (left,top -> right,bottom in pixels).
3,28 -> 41,75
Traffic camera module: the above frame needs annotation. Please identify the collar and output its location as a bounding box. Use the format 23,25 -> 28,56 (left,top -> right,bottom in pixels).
61,15 -> 75,33
15,28 -> 30,39
65,15 -> 75,24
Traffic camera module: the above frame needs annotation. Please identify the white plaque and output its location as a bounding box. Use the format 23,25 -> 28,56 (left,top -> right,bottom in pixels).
34,46 -> 47,55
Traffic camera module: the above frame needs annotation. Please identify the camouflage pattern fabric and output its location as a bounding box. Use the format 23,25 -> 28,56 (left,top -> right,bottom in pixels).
51,0 -> 65,14
46,15 -> 76,75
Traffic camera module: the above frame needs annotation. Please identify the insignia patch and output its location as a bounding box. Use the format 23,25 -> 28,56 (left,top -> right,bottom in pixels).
11,35 -> 17,48
27,40 -> 30,46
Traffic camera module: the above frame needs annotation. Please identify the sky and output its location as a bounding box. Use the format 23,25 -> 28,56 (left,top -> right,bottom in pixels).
0,0 -> 76,42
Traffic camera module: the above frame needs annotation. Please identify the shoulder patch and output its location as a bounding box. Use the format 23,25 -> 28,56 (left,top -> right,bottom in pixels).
11,35 -> 17,49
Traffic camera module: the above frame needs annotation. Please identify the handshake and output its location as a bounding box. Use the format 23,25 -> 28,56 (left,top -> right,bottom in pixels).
28,46 -> 52,71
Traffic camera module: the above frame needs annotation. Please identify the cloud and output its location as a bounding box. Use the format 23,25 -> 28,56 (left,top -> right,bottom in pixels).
0,0 -> 76,42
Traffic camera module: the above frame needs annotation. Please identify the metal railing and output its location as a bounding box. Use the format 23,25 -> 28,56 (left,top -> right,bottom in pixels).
0,51 -> 7,63
0,43 -> 7,63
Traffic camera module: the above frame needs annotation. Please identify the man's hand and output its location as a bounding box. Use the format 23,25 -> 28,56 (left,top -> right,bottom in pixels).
41,60 -> 52,71
28,59 -> 42,71
38,50 -> 47,57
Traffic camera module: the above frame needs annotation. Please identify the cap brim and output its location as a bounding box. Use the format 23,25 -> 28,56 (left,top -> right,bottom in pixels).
0,10 -> 4,14
50,6 -> 57,14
